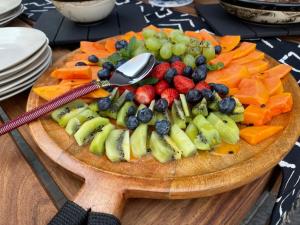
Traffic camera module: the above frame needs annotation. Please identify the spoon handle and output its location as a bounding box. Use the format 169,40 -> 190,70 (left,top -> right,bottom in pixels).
0,81 -> 103,136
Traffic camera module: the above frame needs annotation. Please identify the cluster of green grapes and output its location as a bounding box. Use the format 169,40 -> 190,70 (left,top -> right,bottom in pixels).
141,29 -> 216,68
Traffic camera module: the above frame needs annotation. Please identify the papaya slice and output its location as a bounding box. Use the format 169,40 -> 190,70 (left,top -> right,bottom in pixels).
184,31 -> 203,41
263,64 -> 292,79
80,41 -> 106,54
209,51 -> 234,67
231,42 -> 257,59
84,88 -> 110,99
229,88 -> 239,96
219,35 -> 241,52
33,84 -> 72,101
91,66 -> 100,80
198,30 -> 219,46
243,105 -> 272,126
244,60 -> 269,75
235,77 -> 269,105
59,79 -> 91,87
51,67 -> 92,80
240,125 -> 283,145
144,25 -> 161,32
65,60 -> 97,67
71,52 -> 111,61
122,31 -> 137,42
105,38 -> 117,53
231,51 -> 265,65
266,92 -> 293,117
262,76 -> 283,96
206,64 -> 249,88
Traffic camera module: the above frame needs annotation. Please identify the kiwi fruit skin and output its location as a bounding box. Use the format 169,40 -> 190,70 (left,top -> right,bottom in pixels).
150,131 -> 173,163
130,124 -> 148,158
171,101 -> 186,129
208,92 -> 222,111
89,123 -> 115,155
170,124 -> 196,157
51,100 -> 87,122
74,117 -> 109,146
105,129 -> 130,162
230,113 -> 244,122
192,98 -> 208,117
116,101 -> 135,127
58,107 -> 87,127
179,94 -> 191,118
164,135 -> 182,160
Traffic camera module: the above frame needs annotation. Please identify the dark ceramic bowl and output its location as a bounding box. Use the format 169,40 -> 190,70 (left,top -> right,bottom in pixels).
220,0 -> 300,24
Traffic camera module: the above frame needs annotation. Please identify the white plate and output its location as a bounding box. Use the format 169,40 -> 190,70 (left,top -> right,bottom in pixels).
0,4 -> 24,23
0,3 -> 22,20
0,46 -> 52,85
0,5 -> 24,27
0,57 -> 52,100
0,39 -> 49,77
0,0 -> 21,15
0,27 -> 47,72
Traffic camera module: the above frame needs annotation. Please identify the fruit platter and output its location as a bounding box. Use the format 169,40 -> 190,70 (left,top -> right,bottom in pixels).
27,26 -> 300,204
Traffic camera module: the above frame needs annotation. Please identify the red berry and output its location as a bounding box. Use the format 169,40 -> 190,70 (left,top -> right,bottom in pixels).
161,88 -> 179,106
151,62 -> 170,80
171,61 -> 186,75
195,81 -> 211,91
118,85 -> 136,94
173,75 -> 195,94
135,85 -> 155,105
155,80 -> 169,95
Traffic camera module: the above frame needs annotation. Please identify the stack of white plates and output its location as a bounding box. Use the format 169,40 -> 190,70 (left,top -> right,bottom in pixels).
0,27 -> 52,101
0,0 -> 24,26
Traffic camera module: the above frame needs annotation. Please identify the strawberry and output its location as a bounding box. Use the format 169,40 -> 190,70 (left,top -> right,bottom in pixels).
161,88 -> 179,106
195,81 -> 211,91
155,80 -> 169,95
171,61 -> 186,75
135,85 -> 155,105
173,75 -> 195,94
118,85 -> 136,94
151,62 -> 170,80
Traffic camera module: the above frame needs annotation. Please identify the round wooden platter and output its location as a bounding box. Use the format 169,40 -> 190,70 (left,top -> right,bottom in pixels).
27,39 -> 300,218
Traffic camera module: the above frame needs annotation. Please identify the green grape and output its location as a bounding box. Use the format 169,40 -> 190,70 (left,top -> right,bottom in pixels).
149,50 -> 159,58
142,29 -> 156,39
136,40 -> 145,48
160,39 -> 170,45
156,32 -> 168,40
145,37 -> 162,51
170,30 -> 184,42
172,43 -> 187,56
202,43 -> 216,62
183,54 -> 196,68
133,47 -> 147,56
160,43 -> 172,60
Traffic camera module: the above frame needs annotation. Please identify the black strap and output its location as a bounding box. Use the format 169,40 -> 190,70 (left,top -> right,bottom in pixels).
87,212 -> 121,225
48,201 -> 88,225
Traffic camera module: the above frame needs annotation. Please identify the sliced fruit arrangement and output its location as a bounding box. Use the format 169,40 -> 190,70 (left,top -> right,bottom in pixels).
34,26 -> 293,163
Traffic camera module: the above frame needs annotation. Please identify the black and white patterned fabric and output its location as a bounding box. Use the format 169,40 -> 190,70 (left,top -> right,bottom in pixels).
21,1 -> 300,224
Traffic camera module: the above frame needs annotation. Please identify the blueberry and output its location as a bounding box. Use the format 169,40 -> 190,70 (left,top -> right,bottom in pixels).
97,68 -> 110,80
219,97 -> 236,114
115,40 -> 128,50
186,89 -> 202,103
164,68 -> 177,84
201,89 -> 215,102
88,54 -> 99,63
183,66 -> 193,77
155,120 -> 171,136
115,59 -> 127,68
195,55 -> 206,66
102,62 -> 115,71
137,108 -> 153,123
127,105 -> 137,117
169,55 -> 181,63
75,61 -> 87,66
103,85 -> 114,92
154,98 -> 168,113
126,116 -> 139,130
97,97 -> 112,111
192,65 -> 207,83
125,91 -> 135,101
215,45 -> 222,55
209,83 -> 229,96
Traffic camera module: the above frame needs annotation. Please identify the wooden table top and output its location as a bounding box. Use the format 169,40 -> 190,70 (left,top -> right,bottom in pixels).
0,1 -> 297,224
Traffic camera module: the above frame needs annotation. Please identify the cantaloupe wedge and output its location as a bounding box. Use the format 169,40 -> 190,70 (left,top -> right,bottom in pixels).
105,38 -> 117,53
209,51 -> 234,67
266,92 -> 293,117
243,105 -> 272,126
33,84 -> 72,101
263,64 -> 292,79
244,60 -> 269,75
197,30 -> 219,46
231,42 -> 257,59
185,31 -> 203,40
231,51 -> 265,65
219,35 -> 241,52
240,126 -> 283,145
262,76 -> 283,96
51,67 -> 92,79
80,41 -> 106,54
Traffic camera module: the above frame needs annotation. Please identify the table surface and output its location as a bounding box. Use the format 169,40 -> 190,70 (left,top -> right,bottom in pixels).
0,0 -> 298,224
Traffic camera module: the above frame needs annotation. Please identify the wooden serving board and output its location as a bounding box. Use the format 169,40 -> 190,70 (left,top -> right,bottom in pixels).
27,39 -> 300,218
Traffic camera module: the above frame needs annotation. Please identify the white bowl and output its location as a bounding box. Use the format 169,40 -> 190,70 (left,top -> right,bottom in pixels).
52,0 -> 116,23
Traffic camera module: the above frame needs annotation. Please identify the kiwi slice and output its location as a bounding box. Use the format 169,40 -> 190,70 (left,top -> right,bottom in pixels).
105,129 -> 130,162
230,113 -> 244,123
170,124 -> 196,157
116,101 -> 136,127
185,122 -> 210,151
193,114 -> 221,147
164,135 -> 182,160
179,94 -> 190,118
89,123 -> 115,155
150,131 -> 174,163
232,97 -> 244,114
111,90 -> 130,112
58,107 -> 87,127
208,92 -> 222,111
51,100 -> 87,122
207,112 -> 239,144
192,98 -> 208,117
88,102 -> 99,113
171,100 -> 186,129
147,100 -> 156,126
130,124 -> 148,158
74,117 -> 110,146
65,109 -> 99,135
